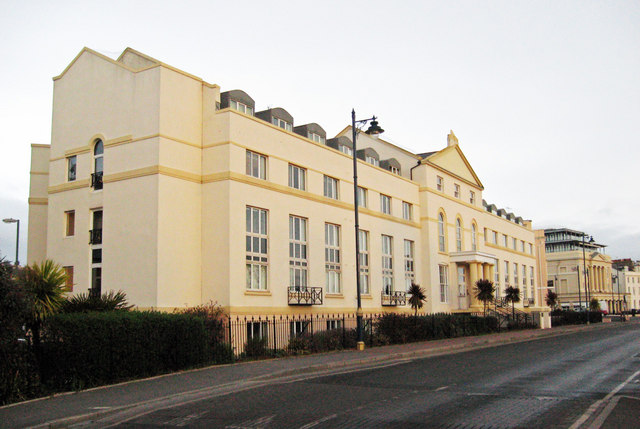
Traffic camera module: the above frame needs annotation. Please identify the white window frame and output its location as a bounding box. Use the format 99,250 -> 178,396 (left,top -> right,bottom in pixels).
246,150 -> 266,179
382,235 -> 394,294
357,187 -> 367,208
366,155 -> 379,166
325,223 -> 341,294
402,202 -> 412,220
505,260 -> 510,284
471,224 -> 477,251
454,184 -> 460,199
67,155 -> 77,182
289,216 -> 308,291
323,175 -> 339,200
230,99 -> 254,115
439,265 -> 449,303
390,166 -> 400,175
246,206 -> 268,290
308,132 -> 325,144
438,213 -> 446,252
272,117 -> 292,131
404,240 -> 414,291
380,194 -> 391,215
339,145 -> 353,156
514,262 -> 519,285
455,218 -> 463,252
288,164 -> 306,190
469,191 -> 475,205
436,175 -> 443,191
358,230 -> 370,294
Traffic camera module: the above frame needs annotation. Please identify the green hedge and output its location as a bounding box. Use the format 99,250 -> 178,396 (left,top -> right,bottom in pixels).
376,313 -> 501,344
551,310 -> 602,326
40,311 -> 232,391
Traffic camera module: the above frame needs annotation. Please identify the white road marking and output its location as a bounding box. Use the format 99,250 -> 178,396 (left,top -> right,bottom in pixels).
569,368 -> 640,429
298,414 -> 338,429
225,414 -> 275,429
435,386 -> 449,391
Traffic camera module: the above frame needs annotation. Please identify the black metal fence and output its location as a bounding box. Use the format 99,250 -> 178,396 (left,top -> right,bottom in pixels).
223,311 -> 538,358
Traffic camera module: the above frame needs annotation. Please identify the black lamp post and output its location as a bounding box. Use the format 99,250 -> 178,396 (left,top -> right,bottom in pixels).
351,109 -> 383,351
581,233 -> 594,322
2,218 -> 20,266
611,273 -> 617,315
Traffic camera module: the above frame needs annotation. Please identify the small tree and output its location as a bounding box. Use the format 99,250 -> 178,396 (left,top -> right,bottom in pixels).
589,298 -> 600,312
474,279 -> 495,316
504,286 -> 521,319
16,260 -> 68,348
407,283 -> 427,316
62,290 -> 132,313
545,290 -> 558,310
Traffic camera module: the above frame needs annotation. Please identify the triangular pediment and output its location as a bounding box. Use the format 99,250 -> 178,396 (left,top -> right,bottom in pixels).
424,144 -> 484,189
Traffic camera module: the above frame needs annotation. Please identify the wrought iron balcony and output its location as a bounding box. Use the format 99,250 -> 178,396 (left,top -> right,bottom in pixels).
381,291 -> 407,306
89,229 -> 102,245
91,172 -> 103,190
288,287 -> 323,305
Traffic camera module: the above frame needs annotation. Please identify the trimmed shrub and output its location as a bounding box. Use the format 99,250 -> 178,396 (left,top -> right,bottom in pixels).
40,311 -> 228,391
375,313 -> 505,345
551,309 -> 602,326
244,336 -> 268,358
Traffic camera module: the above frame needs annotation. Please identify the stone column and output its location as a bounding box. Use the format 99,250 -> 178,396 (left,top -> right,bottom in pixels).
469,263 -> 479,307
483,264 -> 490,280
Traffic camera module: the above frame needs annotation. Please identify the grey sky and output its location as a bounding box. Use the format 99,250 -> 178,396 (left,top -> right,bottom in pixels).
1,0 -> 638,263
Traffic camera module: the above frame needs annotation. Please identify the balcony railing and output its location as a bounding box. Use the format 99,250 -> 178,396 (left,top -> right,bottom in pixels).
288,287 -> 323,305
91,172 -> 103,190
89,229 -> 102,245
381,291 -> 407,306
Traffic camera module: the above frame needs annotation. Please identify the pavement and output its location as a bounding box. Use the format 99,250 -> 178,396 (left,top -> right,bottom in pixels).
1,319 -> 637,429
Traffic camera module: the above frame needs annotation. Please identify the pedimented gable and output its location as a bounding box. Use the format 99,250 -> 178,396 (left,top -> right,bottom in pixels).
424,144 -> 484,189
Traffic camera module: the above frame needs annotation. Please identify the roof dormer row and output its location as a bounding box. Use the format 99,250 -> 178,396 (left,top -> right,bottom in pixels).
220,89 -> 403,176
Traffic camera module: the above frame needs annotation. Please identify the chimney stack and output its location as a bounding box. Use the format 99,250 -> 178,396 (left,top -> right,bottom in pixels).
447,130 -> 458,147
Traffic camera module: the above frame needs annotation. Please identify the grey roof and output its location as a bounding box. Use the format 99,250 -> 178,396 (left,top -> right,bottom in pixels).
220,90 -> 255,110
417,151 -> 437,159
293,123 -> 326,139
255,107 -> 293,125
380,158 -> 401,172
356,147 -> 380,161
326,136 -> 352,151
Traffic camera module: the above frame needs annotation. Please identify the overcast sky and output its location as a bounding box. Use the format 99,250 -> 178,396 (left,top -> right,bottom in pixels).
1,0 -> 638,264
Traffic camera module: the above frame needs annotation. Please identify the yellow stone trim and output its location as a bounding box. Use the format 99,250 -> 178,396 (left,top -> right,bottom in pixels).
422,144 -> 484,189
65,147 -> 90,157
215,110 -> 420,186
438,251 -> 450,256
244,290 -> 272,296
104,135 -> 133,147
30,171 -> 49,176
31,143 -> 50,148
223,172 -> 420,228
48,180 -> 90,194
28,197 -> 48,205
103,166 -> 201,185
484,242 -> 535,260
361,294 -> 373,300
325,293 -> 344,299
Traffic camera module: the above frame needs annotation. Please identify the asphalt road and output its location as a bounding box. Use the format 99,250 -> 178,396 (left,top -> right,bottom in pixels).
99,323 -> 640,428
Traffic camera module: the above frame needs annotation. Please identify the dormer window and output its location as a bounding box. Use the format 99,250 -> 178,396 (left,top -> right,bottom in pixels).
366,156 -> 379,166
230,100 -> 253,115
308,132 -> 325,144
340,145 -> 353,156
390,166 -> 400,175
272,117 -> 292,131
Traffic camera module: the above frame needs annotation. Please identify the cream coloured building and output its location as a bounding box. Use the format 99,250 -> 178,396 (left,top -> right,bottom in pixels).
543,228 -> 620,311
27,47 -> 544,316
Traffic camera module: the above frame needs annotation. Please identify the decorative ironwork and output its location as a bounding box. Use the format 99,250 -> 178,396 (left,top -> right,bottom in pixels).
288,287 -> 323,305
91,172 -> 103,190
381,291 -> 407,306
89,229 -> 102,245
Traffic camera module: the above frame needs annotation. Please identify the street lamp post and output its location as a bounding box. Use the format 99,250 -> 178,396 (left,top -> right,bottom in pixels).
611,273 -> 617,315
351,109 -> 383,351
2,218 -> 20,266
581,233 -> 594,323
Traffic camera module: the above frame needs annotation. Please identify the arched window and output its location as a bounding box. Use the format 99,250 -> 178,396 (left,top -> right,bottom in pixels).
92,140 -> 104,190
438,212 -> 446,252
471,223 -> 477,251
455,218 -> 462,252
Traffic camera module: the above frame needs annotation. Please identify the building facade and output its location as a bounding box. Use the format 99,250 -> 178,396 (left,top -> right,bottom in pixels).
27,47 -> 544,316
612,259 -> 640,312
542,228 -> 621,311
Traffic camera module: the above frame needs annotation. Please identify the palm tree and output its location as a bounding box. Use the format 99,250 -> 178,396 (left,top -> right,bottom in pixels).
504,286 -> 521,319
545,290 -> 558,310
407,283 -> 427,316
474,279 -> 495,316
16,260 -> 68,347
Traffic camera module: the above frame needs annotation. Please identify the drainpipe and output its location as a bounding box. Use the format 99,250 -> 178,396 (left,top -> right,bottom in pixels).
410,159 -> 422,180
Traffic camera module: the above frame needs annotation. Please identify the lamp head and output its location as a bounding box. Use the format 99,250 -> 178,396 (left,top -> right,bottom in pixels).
2,218 -> 18,224
365,118 -> 384,135
588,236 -> 595,244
